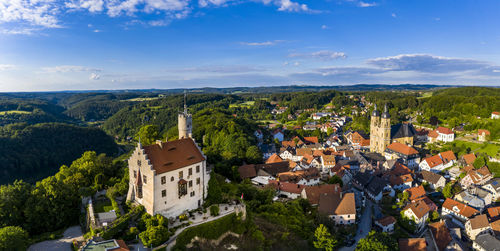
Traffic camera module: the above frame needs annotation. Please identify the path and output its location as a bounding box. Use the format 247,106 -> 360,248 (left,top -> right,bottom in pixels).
28,226 -> 83,251
339,200 -> 372,251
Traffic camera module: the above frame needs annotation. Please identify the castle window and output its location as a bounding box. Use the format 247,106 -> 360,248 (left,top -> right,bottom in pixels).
143,175 -> 147,184
179,171 -> 183,179
137,185 -> 143,199
171,176 -> 174,182
188,168 -> 192,176
134,170 -> 137,178
196,165 -> 200,173
189,180 -> 193,187
161,176 -> 166,185
137,160 -> 141,166
178,180 -> 188,198
196,178 -> 200,185
162,189 -> 166,197
190,191 -> 195,197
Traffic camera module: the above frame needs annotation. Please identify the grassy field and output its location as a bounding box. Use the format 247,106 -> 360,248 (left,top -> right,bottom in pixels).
125,97 -> 160,102
417,92 -> 433,99
451,140 -> 500,157
93,199 -> 114,213
229,101 -> 255,108
0,110 -> 31,115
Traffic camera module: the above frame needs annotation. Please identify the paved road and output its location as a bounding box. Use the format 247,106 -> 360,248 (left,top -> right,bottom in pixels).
28,226 -> 83,251
339,200 -> 372,251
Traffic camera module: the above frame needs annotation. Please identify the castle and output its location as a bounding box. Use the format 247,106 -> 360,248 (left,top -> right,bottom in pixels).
370,104 -> 417,154
126,93 -> 210,218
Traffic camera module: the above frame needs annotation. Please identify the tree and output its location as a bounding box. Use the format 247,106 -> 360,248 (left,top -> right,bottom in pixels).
245,145 -> 262,164
0,226 -> 29,251
327,176 -> 343,186
356,231 -> 397,251
473,155 -> 487,169
206,175 -> 222,205
313,224 -> 336,251
442,182 -> 454,198
139,225 -> 169,247
210,205 -> 220,216
135,124 -> 160,145
431,211 -> 440,222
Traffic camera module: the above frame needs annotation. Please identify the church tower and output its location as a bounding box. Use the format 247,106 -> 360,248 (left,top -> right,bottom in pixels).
178,91 -> 192,139
380,104 -> 391,152
370,104 -> 380,153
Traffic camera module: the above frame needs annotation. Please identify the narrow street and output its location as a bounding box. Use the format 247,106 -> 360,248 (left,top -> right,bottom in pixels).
339,200 -> 372,251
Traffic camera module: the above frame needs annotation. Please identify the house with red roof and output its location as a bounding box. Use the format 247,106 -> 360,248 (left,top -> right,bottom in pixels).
478,129 -> 490,142
384,142 -> 421,168
436,127 -> 455,142
420,150 -> 457,173
442,198 -> 479,222
492,111 -> 500,119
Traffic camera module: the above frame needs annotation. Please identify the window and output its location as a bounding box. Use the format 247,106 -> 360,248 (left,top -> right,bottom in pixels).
190,191 -> 195,197
161,176 -> 166,185
178,182 -> 187,198
162,189 -> 166,197
196,165 -> 200,173
137,160 -> 141,166
348,215 -> 350,218
137,185 -> 143,198
179,171 -> 183,179
196,178 -> 200,185
188,168 -> 192,176
171,176 -> 174,182
143,175 -> 147,184
189,180 -> 193,187
133,170 -> 137,178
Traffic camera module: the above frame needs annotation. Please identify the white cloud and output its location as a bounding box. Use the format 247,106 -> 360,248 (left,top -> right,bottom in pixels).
358,1 -> 377,7
89,73 -> 101,80
240,40 -> 285,46
277,0 -> 308,12
289,50 -> 347,61
321,24 -> 329,30
65,0 -> 104,12
93,29 -> 101,32
41,65 -> 101,73
0,0 -> 61,28
391,13 -> 397,18
0,64 -> 16,71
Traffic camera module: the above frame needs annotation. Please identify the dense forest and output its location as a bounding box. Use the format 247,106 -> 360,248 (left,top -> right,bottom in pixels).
0,123 -> 118,184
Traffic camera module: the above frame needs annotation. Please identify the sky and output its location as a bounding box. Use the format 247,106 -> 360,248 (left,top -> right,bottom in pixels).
0,0 -> 500,91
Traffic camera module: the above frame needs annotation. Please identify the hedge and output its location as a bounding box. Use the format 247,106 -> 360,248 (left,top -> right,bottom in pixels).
173,213 -> 245,250
101,205 -> 144,240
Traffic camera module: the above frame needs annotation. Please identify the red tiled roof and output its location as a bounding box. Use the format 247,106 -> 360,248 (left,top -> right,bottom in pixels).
267,180 -> 306,194
442,198 -> 478,218
488,206 -> 500,219
478,129 -> 491,135
304,184 -> 341,205
398,238 -> 427,251
376,216 -> 396,227
335,193 -> 356,215
428,130 -> 439,138
387,142 -> 419,156
462,153 -> 476,165
440,150 -> 456,162
238,165 -> 257,179
469,214 -> 489,230
428,221 -> 452,251
423,155 -> 444,168
109,239 -> 130,251
436,127 -> 453,135
141,138 -> 205,174
266,153 -> 283,164
404,200 -> 430,219
304,136 -> 319,144
390,174 -> 413,186
493,111 -> 500,115
491,219 -> 500,236
405,185 -> 426,201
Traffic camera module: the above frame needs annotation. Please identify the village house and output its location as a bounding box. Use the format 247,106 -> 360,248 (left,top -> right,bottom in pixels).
482,178 -> 500,200
389,173 -> 413,191
272,129 -> 284,142
301,184 -> 341,206
318,192 -> 356,225
454,188 -> 492,212
491,111 -> 500,119
374,216 -> 397,233
478,129 -> 490,142
427,221 -> 462,251
473,233 -> 500,251
403,200 -> 430,231
267,181 -> 305,199
398,238 -> 427,251
442,198 -> 479,222
465,214 -> 492,240
384,142 -> 420,168
419,154 -> 444,173
460,166 -> 492,189
277,168 -> 321,186
487,206 -> 500,221
435,127 -> 455,142
352,172 -> 394,203
417,170 -> 446,190
460,153 -> 477,166
237,161 -> 289,180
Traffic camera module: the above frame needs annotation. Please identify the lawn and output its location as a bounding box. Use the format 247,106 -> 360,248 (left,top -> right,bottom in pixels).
229,101 -> 255,108
449,140 -> 500,157
417,92 -> 433,99
124,97 -> 160,102
93,199 -> 114,213
0,110 -> 32,115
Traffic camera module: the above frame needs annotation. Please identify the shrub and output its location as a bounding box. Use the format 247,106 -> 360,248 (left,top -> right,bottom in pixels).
210,205 -> 220,216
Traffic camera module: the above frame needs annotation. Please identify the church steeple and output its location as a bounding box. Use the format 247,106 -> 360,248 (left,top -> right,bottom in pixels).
382,103 -> 390,119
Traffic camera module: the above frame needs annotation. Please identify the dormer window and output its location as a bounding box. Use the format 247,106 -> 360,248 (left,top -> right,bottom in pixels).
453,206 -> 460,213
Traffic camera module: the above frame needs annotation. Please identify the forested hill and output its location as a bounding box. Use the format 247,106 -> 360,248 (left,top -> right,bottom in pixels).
0,98 -> 73,126
0,123 -> 118,184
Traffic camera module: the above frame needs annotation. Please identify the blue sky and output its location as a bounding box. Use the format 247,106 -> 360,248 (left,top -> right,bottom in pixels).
0,0 -> 500,91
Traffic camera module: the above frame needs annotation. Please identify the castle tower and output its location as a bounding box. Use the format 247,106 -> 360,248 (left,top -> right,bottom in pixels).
178,91 -> 192,139
380,104 -> 391,152
370,104 -> 380,153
